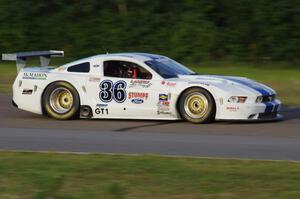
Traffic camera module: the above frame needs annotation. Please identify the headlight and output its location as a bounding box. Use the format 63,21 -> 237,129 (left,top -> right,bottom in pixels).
256,96 -> 263,103
228,96 -> 247,103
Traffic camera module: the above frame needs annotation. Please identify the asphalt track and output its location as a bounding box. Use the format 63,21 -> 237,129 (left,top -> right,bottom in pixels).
0,94 -> 300,161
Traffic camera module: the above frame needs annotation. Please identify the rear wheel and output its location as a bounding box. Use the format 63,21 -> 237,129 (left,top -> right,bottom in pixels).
179,88 -> 215,123
42,81 -> 80,120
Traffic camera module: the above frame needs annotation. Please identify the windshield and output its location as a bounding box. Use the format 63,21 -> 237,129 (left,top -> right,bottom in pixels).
145,59 -> 196,78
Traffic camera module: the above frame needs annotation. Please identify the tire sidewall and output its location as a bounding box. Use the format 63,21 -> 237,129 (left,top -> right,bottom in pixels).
43,81 -> 80,120
179,87 -> 215,123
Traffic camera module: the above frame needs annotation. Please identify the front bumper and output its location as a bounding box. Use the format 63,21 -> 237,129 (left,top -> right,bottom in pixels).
216,99 -> 282,121
12,99 -> 18,108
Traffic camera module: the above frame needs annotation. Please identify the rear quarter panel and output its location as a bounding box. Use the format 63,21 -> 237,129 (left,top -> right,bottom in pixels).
13,69 -> 89,114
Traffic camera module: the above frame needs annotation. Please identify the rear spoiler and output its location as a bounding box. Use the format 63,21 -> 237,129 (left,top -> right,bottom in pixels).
2,50 -> 64,72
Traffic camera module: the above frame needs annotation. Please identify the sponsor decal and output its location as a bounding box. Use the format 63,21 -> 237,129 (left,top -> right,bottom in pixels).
129,79 -> 152,88
131,98 -> 144,104
23,72 -> 47,80
96,103 -> 108,107
188,81 -> 210,86
95,108 -> 108,115
226,106 -> 240,112
22,89 -> 33,95
157,93 -> 171,114
89,77 -> 101,82
159,94 -> 168,101
93,64 -> 100,67
128,92 -> 148,100
160,101 -> 170,105
157,102 -> 171,114
161,81 -> 176,86
166,82 -> 176,86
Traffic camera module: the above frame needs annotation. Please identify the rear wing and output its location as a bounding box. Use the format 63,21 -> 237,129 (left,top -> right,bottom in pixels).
2,50 -> 64,72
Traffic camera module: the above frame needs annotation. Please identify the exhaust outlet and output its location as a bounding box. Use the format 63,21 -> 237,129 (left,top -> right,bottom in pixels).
80,106 -> 92,118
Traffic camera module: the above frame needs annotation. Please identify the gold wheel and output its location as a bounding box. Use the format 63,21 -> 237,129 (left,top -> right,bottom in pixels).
49,87 -> 74,114
184,93 -> 209,119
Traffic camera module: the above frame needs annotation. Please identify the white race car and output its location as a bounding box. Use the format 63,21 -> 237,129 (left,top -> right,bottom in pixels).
2,51 -> 282,123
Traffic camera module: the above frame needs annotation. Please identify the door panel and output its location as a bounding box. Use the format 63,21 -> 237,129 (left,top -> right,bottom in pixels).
86,59 -> 170,119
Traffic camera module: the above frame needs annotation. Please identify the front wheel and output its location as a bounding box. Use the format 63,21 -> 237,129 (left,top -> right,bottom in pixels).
42,81 -> 80,120
178,88 -> 215,123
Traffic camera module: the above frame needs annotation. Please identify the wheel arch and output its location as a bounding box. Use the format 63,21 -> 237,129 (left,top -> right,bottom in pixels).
41,80 -> 81,115
175,86 -> 217,119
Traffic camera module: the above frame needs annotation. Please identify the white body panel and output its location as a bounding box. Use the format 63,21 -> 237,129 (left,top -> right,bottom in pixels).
12,53 -> 282,121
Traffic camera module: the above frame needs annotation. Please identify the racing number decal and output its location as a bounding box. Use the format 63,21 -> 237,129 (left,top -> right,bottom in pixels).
99,80 -> 113,102
113,80 -> 127,103
99,80 -> 127,103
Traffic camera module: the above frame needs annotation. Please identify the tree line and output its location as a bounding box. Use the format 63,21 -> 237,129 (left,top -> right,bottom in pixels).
0,0 -> 299,63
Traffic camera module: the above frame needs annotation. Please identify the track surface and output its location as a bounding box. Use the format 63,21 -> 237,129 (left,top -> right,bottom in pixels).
1,94 -> 300,160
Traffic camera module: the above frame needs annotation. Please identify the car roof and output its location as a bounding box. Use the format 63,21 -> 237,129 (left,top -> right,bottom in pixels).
63,52 -> 167,67
96,52 -> 166,61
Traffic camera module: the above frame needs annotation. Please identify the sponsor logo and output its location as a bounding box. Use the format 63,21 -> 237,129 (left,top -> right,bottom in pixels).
93,64 -> 100,67
131,98 -> 144,104
161,101 -> 170,105
96,104 -> 108,107
157,102 -> 171,114
161,81 -> 176,86
129,80 -> 152,88
166,82 -> 176,86
23,72 -> 47,80
159,94 -> 168,101
89,77 -> 101,82
188,81 -> 210,86
226,106 -> 240,112
158,93 -> 171,114
22,89 -> 33,95
128,92 -> 148,100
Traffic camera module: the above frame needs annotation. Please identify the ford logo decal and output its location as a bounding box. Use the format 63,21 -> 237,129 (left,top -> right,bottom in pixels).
131,98 -> 144,104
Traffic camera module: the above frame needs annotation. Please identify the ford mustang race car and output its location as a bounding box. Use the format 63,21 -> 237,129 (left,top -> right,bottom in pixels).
2,50 -> 282,123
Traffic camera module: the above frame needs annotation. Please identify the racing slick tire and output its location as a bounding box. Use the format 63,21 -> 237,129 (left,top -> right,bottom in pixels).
42,81 -> 80,120
179,87 -> 215,123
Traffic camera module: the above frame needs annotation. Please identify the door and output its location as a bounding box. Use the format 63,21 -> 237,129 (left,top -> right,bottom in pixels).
87,59 -> 168,119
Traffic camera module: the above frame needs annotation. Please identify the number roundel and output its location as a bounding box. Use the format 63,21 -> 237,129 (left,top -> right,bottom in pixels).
99,80 -> 127,103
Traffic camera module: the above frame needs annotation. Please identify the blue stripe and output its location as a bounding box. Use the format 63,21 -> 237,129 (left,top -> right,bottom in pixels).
273,101 -> 280,112
221,77 -> 275,114
265,102 -> 274,113
223,77 -> 271,96
274,104 -> 279,112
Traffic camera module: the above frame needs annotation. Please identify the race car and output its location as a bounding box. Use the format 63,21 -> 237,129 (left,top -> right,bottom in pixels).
2,50 -> 282,123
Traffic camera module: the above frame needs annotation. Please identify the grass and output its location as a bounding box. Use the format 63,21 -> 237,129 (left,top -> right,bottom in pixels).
0,151 -> 299,198
1,61 -> 299,105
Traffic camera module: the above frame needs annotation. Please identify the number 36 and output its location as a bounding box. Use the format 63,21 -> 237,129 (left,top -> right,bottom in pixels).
99,80 -> 127,103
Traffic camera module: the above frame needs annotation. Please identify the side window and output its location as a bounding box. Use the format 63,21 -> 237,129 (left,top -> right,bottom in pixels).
67,62 -> 90,73
103,61 -> 152,79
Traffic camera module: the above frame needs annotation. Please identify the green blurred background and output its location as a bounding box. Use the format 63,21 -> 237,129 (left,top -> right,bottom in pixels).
0,0 -> 299,62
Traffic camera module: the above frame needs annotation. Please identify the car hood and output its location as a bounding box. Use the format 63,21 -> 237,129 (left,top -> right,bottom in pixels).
174,74 -> 275,96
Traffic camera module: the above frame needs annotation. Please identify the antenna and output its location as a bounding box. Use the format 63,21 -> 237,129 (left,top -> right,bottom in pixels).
102,46 -> 109,54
